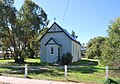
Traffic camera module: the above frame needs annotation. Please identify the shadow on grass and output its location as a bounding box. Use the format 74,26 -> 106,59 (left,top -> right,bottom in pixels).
68,66 -> 97,74
68,66 -> 104,74
29,68 -> 64,77
0,67 -> 24,75
26,62 -> 54,66
0,66 -> 64,77
27,62 -> 42,66
70,59 -> 98,66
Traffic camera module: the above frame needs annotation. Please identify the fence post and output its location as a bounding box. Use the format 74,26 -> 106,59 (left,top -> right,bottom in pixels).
106,66 -> 109,79
25,64 -> 28,78
64,65 -> 67,80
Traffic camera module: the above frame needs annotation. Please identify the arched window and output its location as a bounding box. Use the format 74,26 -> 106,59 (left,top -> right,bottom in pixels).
51,47 -> 54,54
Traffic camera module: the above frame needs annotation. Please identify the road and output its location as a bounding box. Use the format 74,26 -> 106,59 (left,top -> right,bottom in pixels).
0,76 -> 95,84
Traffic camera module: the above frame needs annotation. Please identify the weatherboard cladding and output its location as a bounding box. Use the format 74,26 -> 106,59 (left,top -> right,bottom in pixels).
45,37 -> 61,46
40,22 -> 81,45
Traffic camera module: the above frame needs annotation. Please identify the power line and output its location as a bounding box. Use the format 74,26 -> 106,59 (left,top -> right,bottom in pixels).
61,0 -> 69,25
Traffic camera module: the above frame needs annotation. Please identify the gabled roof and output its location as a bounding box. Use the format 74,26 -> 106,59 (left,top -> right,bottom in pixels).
45,37 -> 61,46
40,22 -> 81,45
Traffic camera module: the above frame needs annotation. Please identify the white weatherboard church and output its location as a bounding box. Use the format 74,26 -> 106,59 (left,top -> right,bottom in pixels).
40,22 -> 81,63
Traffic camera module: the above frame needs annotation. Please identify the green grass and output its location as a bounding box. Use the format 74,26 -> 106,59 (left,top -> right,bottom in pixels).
0,58 -> 14,63
25,57 -> 42,66
0,58 -> 119,84
0,57 -> 53,66
67,66 -> 105,83
0,57 -> 41,66
70,58 -> 98,66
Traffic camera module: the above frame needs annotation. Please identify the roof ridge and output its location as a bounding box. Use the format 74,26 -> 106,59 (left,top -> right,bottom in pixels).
54,22 -> 81,45
40,22 -> 81,45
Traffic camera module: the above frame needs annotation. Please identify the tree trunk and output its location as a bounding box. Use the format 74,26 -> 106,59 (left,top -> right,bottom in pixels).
13,50 -> 25,64
19,56 -> 24,63
29,49 -> 35,58
14,51 -> 19,63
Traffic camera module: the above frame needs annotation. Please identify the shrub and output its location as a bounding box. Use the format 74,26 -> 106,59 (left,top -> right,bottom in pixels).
61,52 -> 73,65
104,78 -> 118,84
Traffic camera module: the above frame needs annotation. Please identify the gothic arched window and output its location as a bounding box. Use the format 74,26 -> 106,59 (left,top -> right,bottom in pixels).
51,47 -> 54,54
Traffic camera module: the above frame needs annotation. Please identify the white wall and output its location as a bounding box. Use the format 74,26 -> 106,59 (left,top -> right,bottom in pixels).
72,41 -> 81,62
40,24 -> 72,63
48,24 -> 62,32
46,45 -> 59,63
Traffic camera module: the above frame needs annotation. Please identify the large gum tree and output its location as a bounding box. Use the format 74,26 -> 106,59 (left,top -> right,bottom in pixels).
0,0 -> 49,63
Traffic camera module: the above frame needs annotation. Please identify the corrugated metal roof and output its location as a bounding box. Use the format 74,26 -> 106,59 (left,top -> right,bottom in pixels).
54,22 -> 81,45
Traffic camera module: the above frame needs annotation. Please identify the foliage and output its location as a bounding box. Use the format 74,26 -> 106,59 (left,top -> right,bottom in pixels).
81,43 -> 86,56
61,52 -> 73,65
86,36 -> 105,59
104,78 -> 118,84
100,17 -> 120,68
0,0 -> 49,63
71,30 -> 78,38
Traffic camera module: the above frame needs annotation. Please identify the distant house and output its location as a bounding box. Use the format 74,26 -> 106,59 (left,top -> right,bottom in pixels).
0,50 -> 3,57
40,22 -> 81,63
0,50 -> 12,58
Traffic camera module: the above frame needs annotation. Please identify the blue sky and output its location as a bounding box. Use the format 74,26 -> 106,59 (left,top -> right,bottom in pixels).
14,0 -> 120,44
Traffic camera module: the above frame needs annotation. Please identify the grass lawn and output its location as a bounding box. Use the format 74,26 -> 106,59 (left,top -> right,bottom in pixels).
0,57 -> 41,66
0,58 -> 120,84
70,58 -> 99,66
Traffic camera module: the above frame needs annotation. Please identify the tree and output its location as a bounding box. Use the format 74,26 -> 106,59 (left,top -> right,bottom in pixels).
71,30 -> 78,38
0,0 -> 18,59
16,0 -> 49,59
100,17 -> 120,67
86,36 -> 105,59
0,0 -> 49,63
